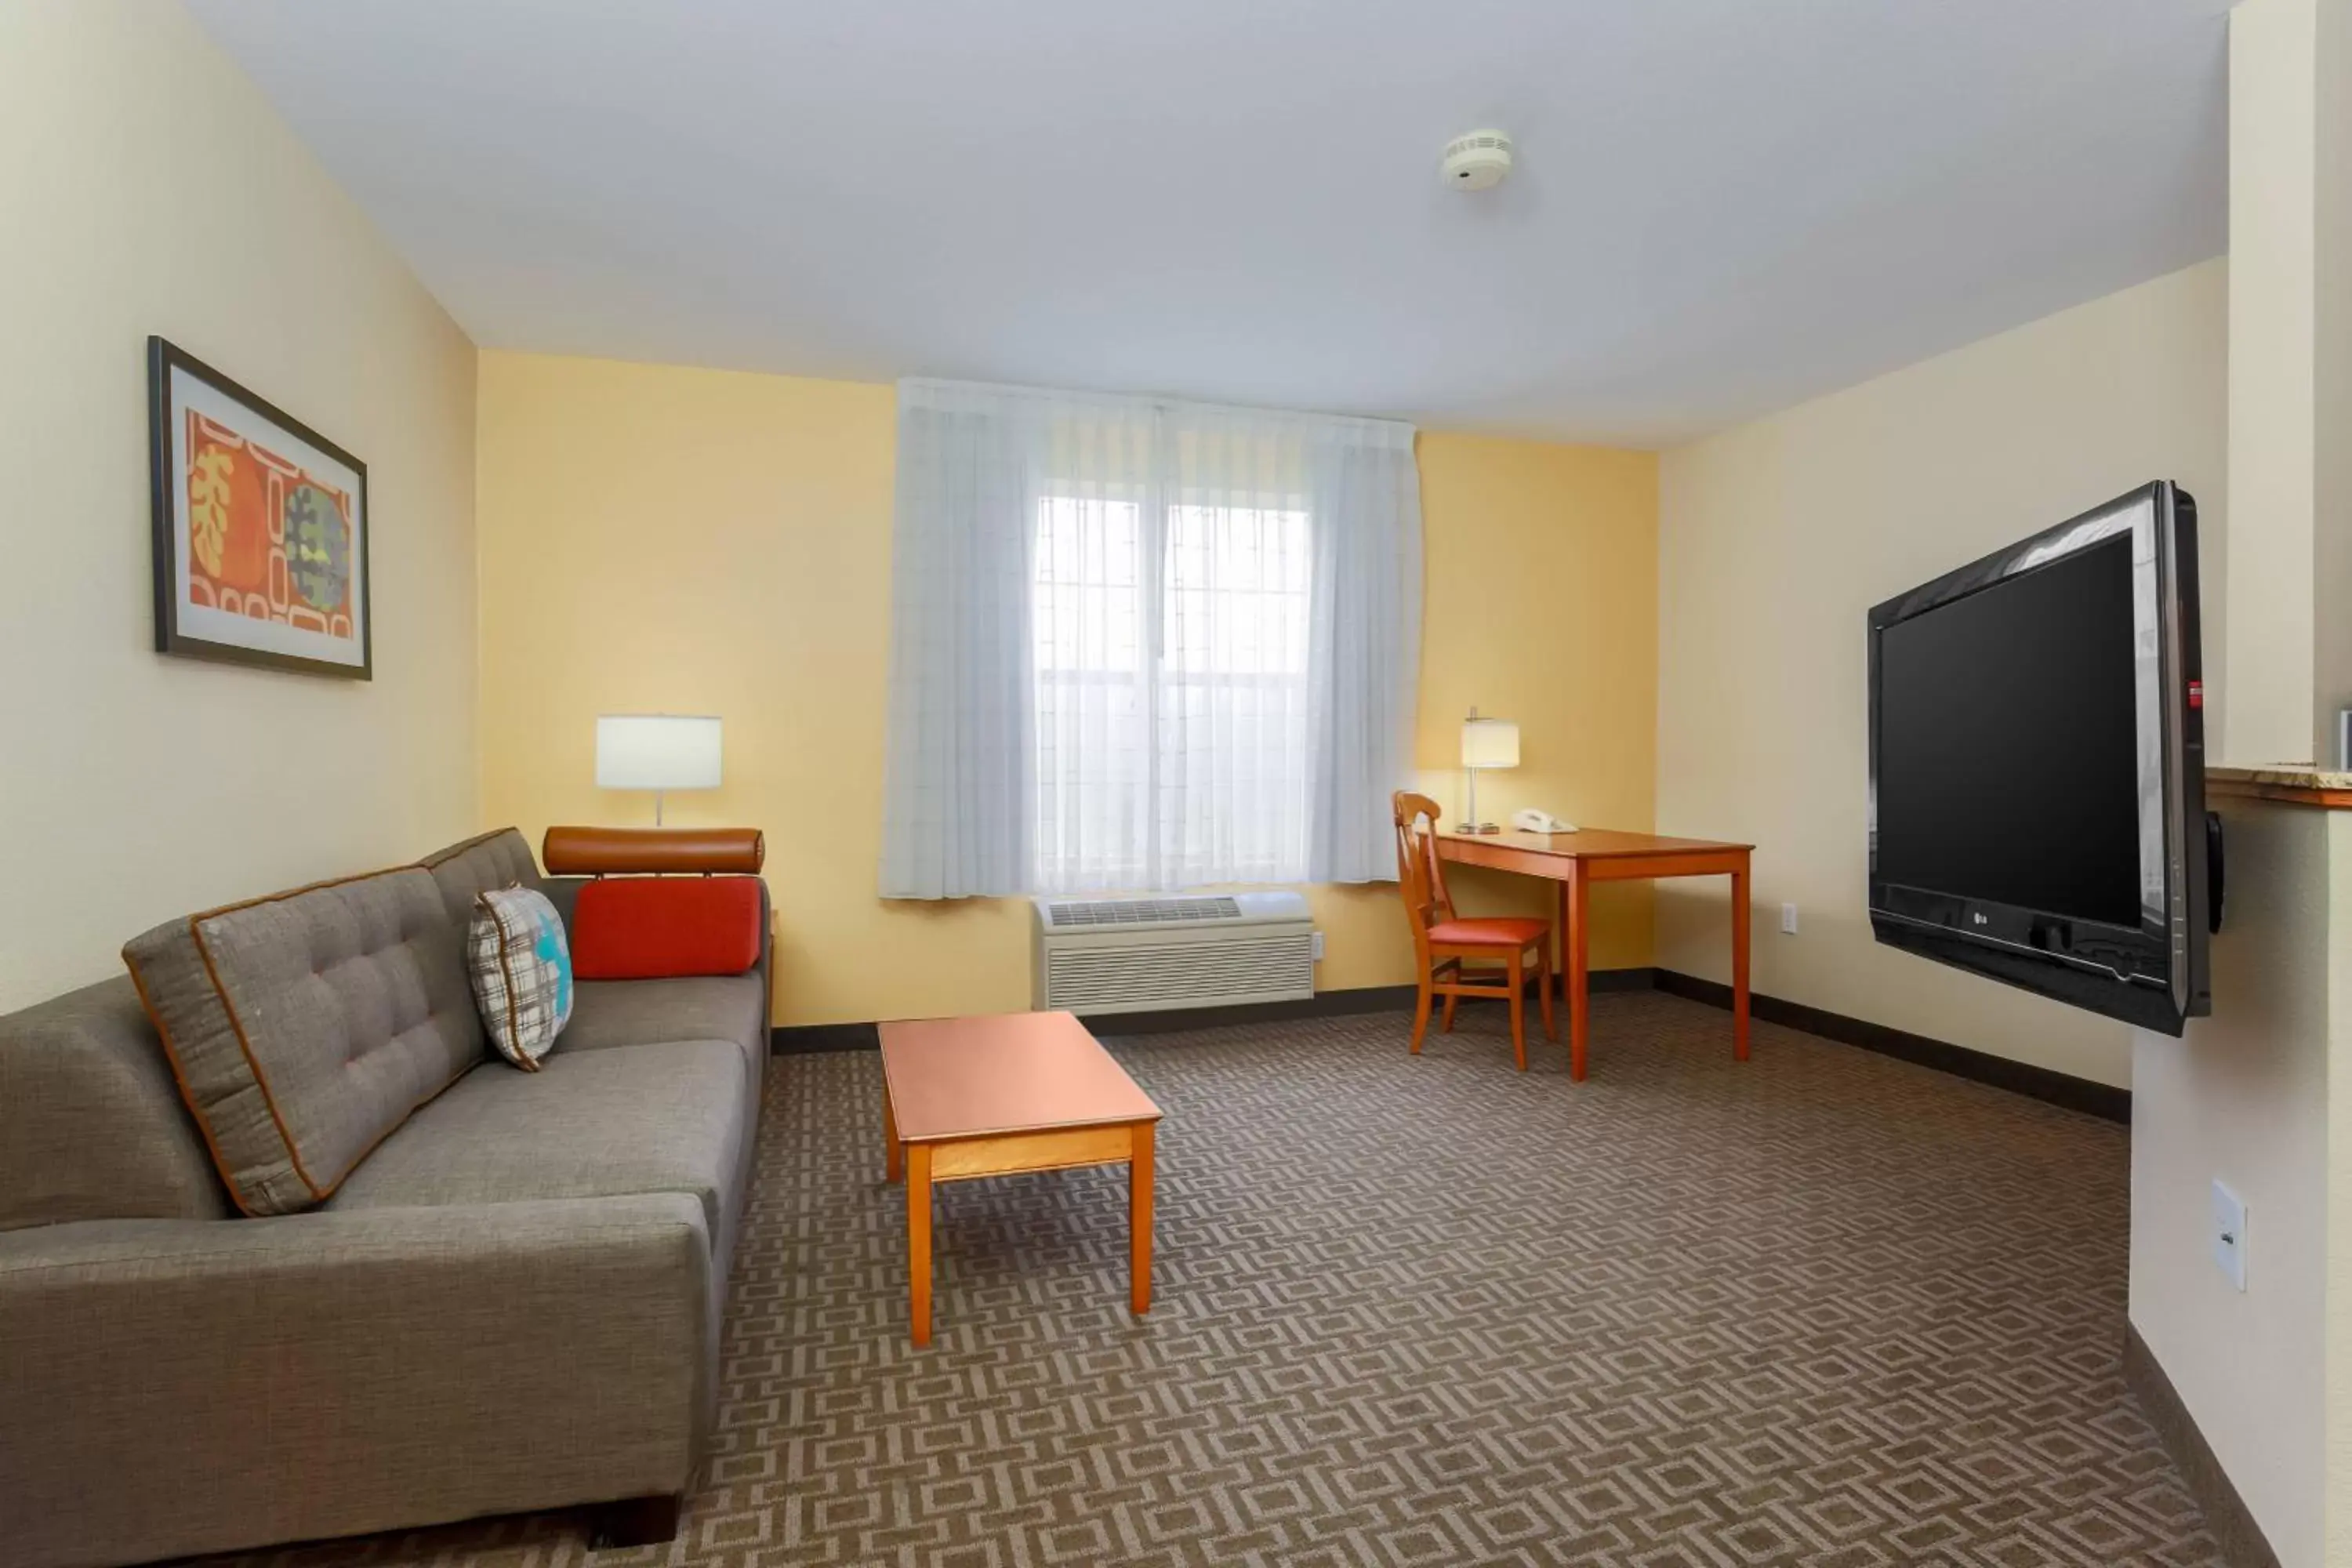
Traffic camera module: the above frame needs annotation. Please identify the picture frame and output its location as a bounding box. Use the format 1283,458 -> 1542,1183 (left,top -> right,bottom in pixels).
147,336 -> 372,679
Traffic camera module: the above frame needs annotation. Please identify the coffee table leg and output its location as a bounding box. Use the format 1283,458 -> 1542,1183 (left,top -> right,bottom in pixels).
883,1084 -> 902,1183
1130,1122 -> 1154,1316
906,1143 -> 933,1345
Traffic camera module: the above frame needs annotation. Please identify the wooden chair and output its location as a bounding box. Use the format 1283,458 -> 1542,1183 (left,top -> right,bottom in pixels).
1392,791 -> 1556,1070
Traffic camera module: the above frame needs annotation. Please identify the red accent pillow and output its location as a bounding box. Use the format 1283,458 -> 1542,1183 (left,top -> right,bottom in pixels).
570,877 -> 764,981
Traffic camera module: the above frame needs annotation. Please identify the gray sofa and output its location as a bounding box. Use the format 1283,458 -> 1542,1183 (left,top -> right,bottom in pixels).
0,828 -> 770,1568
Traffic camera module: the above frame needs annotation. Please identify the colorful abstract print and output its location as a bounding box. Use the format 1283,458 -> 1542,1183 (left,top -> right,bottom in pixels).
466,887 -> 574,1070
184,409 -> 355,640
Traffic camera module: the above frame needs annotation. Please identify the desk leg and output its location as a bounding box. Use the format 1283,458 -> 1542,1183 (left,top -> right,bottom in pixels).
883,1084 -> 902,1183
907,1144 -> 934,1346
1731,857 -> 1751,1062
1565,868 -> 1590,1080
1130,1122 -> 1155,1316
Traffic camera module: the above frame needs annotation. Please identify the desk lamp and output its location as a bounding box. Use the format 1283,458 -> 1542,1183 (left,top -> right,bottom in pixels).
1458,709 -> 1518,833
596,714 -> 721,826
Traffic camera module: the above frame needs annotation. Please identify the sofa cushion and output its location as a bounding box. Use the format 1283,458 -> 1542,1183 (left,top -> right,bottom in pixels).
122,867 -> 482,1217
466,887 -> 573,1069
0,977 -> 229,1229
564,974 -> 768,1091
572,877 -> 764,980
419,827 -> 543,931
329,1040 -> 750,1246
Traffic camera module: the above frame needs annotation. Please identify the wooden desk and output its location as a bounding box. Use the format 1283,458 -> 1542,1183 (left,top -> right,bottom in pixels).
1436,828 -> 1753,1080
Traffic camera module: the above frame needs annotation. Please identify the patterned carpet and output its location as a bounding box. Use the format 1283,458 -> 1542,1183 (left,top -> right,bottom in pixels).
198,992 -> 2223,1568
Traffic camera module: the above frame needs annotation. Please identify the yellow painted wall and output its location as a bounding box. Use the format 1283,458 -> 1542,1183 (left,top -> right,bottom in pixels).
1414,434 -> 1659,963
477,354 -> 1657,1024
0,0 -> 478,1010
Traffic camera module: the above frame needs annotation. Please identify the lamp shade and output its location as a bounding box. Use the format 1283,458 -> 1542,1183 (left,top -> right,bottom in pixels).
596,714 -> 722,791
1461,717 -> 1519,770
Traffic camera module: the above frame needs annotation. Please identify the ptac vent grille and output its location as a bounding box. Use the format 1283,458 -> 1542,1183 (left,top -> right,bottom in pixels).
1042,935 -> 1315,1014
1043,897 -> 1243,929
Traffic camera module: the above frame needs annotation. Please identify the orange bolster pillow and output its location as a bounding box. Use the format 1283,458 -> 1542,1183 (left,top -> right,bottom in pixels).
570,877 -> 764,980
542,826 -> 765,877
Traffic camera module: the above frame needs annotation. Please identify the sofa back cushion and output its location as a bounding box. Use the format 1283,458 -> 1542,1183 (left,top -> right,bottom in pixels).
571,877 -> 765,980
122,866 -> 484,1216
419,827 -> 543,930
0,975 -> 230,1230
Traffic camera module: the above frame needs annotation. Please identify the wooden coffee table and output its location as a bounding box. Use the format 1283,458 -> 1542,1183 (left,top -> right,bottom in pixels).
878,1011 -> 1163,1346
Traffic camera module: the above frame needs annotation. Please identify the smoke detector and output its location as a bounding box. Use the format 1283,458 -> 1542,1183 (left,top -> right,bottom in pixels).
1441,129 -> 1514,191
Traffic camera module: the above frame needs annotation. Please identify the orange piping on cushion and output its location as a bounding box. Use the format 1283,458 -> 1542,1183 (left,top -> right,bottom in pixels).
122,954 -> 260,1218
188,916 -> 328,1203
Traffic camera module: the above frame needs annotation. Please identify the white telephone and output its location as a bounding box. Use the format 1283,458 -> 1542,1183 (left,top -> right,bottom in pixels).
1512,808 -> 1580,835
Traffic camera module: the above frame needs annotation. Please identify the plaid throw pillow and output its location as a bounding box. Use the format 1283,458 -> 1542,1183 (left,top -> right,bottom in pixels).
466,886 -> 573,1069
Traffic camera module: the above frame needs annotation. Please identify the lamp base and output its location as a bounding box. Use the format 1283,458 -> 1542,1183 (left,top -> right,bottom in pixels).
1458,765 -> 1501,837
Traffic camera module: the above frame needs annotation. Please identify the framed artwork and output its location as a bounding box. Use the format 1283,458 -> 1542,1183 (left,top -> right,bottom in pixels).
147,337 -> 372,679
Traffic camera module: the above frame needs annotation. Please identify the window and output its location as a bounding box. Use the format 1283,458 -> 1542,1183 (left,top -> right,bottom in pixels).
1033,494 -> 1312,891
880,381 -> 1418,902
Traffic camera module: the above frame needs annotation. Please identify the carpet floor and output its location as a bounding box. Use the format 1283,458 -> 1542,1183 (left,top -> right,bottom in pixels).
198,992 -> 2224,1567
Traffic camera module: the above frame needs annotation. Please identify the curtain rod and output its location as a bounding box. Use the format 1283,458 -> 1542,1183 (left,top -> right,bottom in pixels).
896,376 -> 1417,442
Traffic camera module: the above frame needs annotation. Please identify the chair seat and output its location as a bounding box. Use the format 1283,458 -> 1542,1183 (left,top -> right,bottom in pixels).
1428,916 -> 1549,948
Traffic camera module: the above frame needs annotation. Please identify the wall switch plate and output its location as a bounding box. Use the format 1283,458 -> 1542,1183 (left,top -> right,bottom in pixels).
2212,1179 -> 2247,1291
1780,902 -> 1799,935
1311,931 -> 1325,961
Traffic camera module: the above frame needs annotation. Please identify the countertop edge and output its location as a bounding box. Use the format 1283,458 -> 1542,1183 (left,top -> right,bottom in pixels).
2206,764 -> 2352,809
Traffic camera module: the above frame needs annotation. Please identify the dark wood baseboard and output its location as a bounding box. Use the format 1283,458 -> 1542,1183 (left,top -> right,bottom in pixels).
771,967 -> 2121,1126
2123,1324 -> 2280,1568
771,1021 -> 881,1054
1650,967 -> 2130,1123
770,968 -> 1656,1052
1574,966 -> 1661,995
1089,982 -> 1423,1036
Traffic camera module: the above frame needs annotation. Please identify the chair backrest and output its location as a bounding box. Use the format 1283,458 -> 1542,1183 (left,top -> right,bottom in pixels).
1391,792 -> 1457,946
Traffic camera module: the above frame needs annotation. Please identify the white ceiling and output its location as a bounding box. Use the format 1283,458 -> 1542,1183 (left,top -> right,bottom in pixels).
188,0 -> 2230,446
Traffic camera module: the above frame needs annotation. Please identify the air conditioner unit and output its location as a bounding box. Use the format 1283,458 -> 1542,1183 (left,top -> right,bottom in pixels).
1032,892 -> 1316,1015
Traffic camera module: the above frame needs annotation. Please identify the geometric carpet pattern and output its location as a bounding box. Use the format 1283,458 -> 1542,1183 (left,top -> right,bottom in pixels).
194,992 -> 2224,1567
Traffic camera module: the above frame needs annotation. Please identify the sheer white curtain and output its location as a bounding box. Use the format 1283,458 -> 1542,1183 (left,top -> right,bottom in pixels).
880,379 -> 1420,898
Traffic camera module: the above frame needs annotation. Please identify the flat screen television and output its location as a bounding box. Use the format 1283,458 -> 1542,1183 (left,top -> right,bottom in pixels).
1867,481 -> 2212,1034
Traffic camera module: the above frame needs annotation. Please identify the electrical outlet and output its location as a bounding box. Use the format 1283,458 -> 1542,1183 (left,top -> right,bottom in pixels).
1780,902 -> 1799,935
1310,931 -> 1325,962
2212,1180 -> 2246,1291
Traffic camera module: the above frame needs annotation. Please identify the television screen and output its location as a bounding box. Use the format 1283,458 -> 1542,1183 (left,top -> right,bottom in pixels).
1866,481 -> 2209,1035
1875,534 -> 2142,929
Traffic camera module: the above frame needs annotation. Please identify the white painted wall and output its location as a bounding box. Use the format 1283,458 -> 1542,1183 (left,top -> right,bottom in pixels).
0,1 -> 479,1010
2225,0 -> 2322,769
1654,261 -> 2226,1090
2329,821 -> 2352,1568
2130,804 -> 2332,1568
